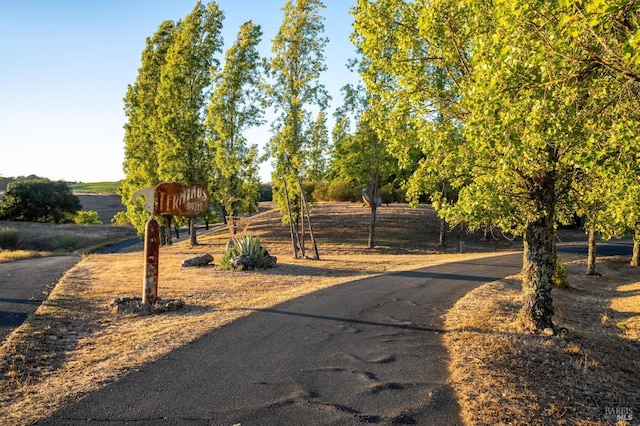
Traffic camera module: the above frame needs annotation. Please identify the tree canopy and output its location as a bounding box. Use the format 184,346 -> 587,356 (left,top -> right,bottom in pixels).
0,179 -> 81,223
206,20 -> 264,218
265,0 -> 330,257
352,0 -> 640,331
121,1 -> 263,244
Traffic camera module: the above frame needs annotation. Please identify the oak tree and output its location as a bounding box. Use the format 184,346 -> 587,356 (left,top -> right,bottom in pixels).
352,0 -> 640,331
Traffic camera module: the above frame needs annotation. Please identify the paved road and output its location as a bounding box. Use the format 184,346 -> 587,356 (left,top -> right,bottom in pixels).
0,256 -> 81,341
38,253 -> 523,426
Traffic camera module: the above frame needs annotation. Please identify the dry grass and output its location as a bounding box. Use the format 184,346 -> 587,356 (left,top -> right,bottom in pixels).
0,202 -> 504,425
444,257 -> 640,425
1,202 -> 637,425
0,220 -> 136,255
0,250 -> 51,262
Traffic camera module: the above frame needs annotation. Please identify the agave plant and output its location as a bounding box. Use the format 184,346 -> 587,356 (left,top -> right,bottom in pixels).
218,234 -> 276,271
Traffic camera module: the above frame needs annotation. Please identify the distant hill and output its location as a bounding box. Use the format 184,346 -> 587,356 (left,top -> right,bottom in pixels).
70,181 -> 121,194
0,177 -> 121,194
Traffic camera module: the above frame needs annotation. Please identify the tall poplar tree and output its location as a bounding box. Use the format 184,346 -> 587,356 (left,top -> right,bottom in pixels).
304,111 -> 330,182
266,0 -> 330,258
121,21 -> 176,236
155,1 -> 224,246
206,21 -> 264,219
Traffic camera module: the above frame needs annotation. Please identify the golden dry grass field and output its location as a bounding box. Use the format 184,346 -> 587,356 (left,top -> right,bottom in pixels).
0,201 -> 638,425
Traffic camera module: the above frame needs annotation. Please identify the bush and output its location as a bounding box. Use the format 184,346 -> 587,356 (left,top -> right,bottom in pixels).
311,181 -> 329,201
379,183 -> 407,204
327,180 -> 359,202
52,236 -> 77,251
301,181 -> 317,203
0,227 -> 18,250
74,210 -> 103,224
111,211 -> 131,226
259,183 -> 273,202
218,234 -> 276,271
0,179 -> 81,223
552,255 -> 568,288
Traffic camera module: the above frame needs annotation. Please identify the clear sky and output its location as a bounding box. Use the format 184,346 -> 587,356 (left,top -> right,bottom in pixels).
0,0 -> 359,183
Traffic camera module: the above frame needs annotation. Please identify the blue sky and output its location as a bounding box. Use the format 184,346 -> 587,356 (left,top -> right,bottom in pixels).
0,0 -> 359,183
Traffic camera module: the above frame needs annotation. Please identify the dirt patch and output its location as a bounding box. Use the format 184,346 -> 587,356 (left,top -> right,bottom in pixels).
444,257 -> 640,425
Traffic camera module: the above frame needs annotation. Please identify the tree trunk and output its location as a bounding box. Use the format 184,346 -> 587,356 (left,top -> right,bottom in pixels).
439,217 -> 446,247
586,226 -> 597,275
189,216 -> 197,246
631,226 -> 640,267
297,177 -> 319,260
282,179 -> 300,258
299,198 -> 305,258
159,223 -> 167,246
520,218 -> 556,332
439,181 -> 448,247
166,215 -> 173,245
368,204 -> 377,249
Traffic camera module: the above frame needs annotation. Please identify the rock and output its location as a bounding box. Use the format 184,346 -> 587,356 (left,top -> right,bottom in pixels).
181,253 -> 214,267
265,255 -> 277,268
230,255 -> 257,270
109,297 -> 185,315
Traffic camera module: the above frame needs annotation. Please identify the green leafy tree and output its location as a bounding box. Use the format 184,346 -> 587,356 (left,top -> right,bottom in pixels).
155,1 -> 224,246
74,211 -> 102,225
121,20 -> 176,237
206,20 -> 264,219
266,0 -> 330,258
0,180 -> 81,223
352,0 -> 640,332
304,111 -> 330,182
330,84 -> 397,248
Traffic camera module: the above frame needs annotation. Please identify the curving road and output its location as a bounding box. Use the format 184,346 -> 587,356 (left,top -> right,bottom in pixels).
37,253 -> 523,425
5,241 -> 632,424
0,256 -> 81,341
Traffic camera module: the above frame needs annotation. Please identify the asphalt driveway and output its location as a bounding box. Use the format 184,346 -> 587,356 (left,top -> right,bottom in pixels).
0,256 -> 80,341
37,253 -> 523,425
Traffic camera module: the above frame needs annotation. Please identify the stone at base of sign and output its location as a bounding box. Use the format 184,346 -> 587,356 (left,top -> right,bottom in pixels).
109,297 -> 185,315
181,253 -> 214,267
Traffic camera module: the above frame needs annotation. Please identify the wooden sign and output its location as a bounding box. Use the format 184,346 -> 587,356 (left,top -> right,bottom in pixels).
154,182 -> 210,216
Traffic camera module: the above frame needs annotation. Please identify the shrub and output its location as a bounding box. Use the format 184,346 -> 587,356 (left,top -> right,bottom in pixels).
0,227 -> 18,250
552,255 -> 568,288
259,183 -> 273,202
379,183 -> 407,204
301,181 -> 317,203
218,234 -> 276,271
52,236 -> 77,252
74,210 -> 102,224
327,180 -> 359,202
0,179 -> 81,223
312,181 -> 329,201
111,211 -> 131,226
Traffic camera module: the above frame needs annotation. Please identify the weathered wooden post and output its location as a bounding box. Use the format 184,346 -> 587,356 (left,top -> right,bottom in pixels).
133,183 -> 210,307
142,217 -> 160,305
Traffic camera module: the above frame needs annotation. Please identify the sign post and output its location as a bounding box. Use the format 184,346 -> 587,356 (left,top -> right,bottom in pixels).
132,183 -> 210,307
142,218 -> 160,305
